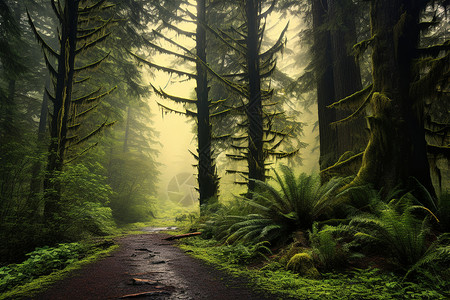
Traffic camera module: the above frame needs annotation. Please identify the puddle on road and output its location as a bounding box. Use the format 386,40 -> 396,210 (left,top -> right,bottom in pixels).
141,227 -> 178,232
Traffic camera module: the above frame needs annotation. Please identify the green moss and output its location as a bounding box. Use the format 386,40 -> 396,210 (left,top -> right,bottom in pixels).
178,238 -> 447,299
0,244 -> 118,300
286,253 -> 321,279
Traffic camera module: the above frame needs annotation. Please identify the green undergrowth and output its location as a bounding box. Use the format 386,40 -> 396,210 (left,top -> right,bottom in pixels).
178,237 -> 447,300
0,241 -> 118,300
0,218 -> 186,300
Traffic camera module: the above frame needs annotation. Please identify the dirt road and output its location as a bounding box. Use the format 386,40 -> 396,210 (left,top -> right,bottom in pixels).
30,228 -> 274,300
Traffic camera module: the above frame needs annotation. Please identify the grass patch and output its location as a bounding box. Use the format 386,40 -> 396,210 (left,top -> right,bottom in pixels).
178,237 -> 447,300
0,241 -> 118,300
118,216 -> 193,235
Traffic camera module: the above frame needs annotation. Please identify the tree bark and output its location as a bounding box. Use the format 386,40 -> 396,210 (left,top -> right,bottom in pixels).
123,106 -> 131,153
245,0 -> 265,191
312,0 -> 337,171
327,0 -> 366,160
43,0 -> 80,225
196,0 -> 218,208
28,77 -> 50,207
354,0 -> 435,198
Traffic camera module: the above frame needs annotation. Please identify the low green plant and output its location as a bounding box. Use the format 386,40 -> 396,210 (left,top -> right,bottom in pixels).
350,198 -> 450,274
308,223 -> 352,271
201,199 -> 252,240
0,243 -> 88,292
179,239 -> 448,299
286,252 -> 321,279
0,241 -> 117,300
217,166 -> 346,245
182,237 -> 271,265
218,242 -> 272,265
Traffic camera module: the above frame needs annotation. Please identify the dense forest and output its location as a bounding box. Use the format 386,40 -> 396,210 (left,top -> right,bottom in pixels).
0,0 -> 449,298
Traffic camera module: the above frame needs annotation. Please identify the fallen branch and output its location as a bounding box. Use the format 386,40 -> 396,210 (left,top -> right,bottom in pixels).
131,278 -> 158,285
119,291 -> 170,298
163,232 -> 202,241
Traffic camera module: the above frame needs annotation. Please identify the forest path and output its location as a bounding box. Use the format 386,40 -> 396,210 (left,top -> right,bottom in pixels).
30,228 -> 272,300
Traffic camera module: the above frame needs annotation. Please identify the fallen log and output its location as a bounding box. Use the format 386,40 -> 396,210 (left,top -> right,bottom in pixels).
163,232 -> 202,241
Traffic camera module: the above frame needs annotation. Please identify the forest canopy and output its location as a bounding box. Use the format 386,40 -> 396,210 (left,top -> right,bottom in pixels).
0,0 -> 449,297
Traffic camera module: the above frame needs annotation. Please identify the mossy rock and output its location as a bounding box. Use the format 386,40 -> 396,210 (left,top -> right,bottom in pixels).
277,241 -> 307,265
286,253 -> 321,279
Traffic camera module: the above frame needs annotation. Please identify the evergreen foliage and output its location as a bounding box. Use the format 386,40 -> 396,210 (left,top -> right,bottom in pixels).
129,0 -> 220,209
200,0 -> 303,190
0,0 -> 448,296
0,0 -> 161,262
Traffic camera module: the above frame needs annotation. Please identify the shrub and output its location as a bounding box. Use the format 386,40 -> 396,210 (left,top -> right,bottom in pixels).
308,223 -> 352,271
217,166 -> 346,245
0,243 -> 87,292
350,198 -> 450,274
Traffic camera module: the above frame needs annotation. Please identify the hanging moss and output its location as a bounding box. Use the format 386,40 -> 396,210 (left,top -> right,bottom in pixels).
320,151 -> 364,181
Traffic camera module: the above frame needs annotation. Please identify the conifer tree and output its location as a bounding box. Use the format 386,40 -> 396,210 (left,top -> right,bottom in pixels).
130,0 -> 220,209
28,0 -> 115,232
201,0 -> 296,191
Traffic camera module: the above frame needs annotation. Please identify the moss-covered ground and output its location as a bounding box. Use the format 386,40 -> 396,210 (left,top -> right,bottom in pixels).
178,237 -> 448,300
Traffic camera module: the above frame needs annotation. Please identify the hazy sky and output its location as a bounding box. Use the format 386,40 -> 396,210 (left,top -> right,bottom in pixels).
140,5 -> 319,204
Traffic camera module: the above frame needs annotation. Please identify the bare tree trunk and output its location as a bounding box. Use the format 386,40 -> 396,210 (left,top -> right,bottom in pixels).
246,0 -> 265,191
312,0 -> 337,171
123,106 -> 131,153
196,0 -> 218,208
28,77 -> 50,211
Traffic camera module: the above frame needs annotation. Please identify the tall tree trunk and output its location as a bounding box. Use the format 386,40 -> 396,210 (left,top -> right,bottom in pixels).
28,77 -> 50,210
354,0 -> 435,198
43,0 -> 79,225
312,0 -> 337,171
123,106 -> 131,153
327,0 -> 367,174
246,0 -> 265,191
1,80 -> 16,138
196,0 -> 218,207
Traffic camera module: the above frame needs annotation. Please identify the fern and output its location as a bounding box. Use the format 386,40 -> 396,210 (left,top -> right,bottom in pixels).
350,198 -> 449,271
405,233 -> 450,280
212,165 -> 346,245
308,223 -> 353,271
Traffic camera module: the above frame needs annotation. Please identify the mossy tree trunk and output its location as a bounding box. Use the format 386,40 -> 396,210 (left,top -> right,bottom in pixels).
43,0 -> 79,224
328,0 -> 366,161
354,0 -> 435,197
